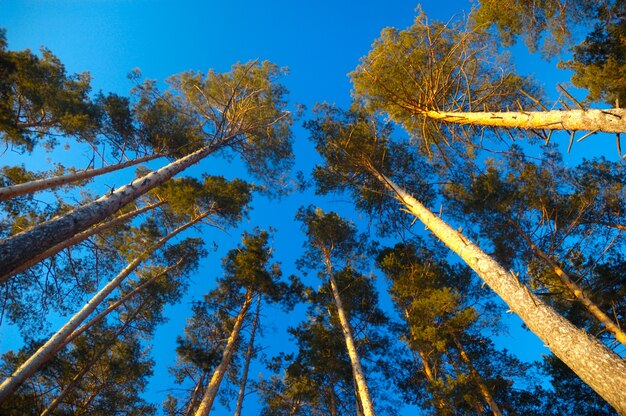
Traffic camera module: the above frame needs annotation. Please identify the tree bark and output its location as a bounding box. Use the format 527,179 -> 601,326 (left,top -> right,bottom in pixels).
0,153 -> 165,201
0,142 -> 222,279
324,259 -> 376,416
414,107 -> 626,134
0,211 -> 210,403
194,291 -> 254,416
370,169 -> 626,414
0,201 -> 164,283
234,295 -> 262,416
451,334 -> 503,416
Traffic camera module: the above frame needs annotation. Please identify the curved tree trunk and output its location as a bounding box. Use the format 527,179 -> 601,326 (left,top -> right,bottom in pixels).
234,295 -> 262,416
0,211 -> 210,403
0,141 -> 224,279
451,334 -> 503,416
414,107 -> 626,134
0,153 -> 165,201
370,169 -> 626,414
194,291 -> 254,416
0,201 -> 164,283
325,260 -> 376,416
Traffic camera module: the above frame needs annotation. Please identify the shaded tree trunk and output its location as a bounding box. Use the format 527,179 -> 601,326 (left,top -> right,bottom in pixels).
185,371 -> 207,416
451,334 -> 502,416
0,152 -> 165,201
369,168 -> 626,414
194,291 -> 254,416
0,201 -> 164,283
0,211 -> 210,403
234,295 -> 262,416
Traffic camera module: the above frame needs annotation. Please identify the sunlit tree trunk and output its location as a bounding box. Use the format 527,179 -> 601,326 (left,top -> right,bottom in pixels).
0,140 -> 229,279
234,295 -> 262,416
369,168 -> 626,414
451,334 -> 502,416
412,107 -> 626,134
0,211 -> 210,403
0,201 -> 164,283
0,153 -> 165,201
194,291 -> 254,416
324,257 -> 376,416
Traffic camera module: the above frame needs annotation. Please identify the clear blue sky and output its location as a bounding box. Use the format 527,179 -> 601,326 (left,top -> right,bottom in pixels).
1,1 -> 606,414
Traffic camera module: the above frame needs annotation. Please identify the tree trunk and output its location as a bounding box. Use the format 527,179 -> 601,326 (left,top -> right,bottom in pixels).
194,291 -> 254,416
0,211 -> 210,403
451,334 -> 503,416
404,309 -> 450,414
234,295 -> 262,416
185,371 -> 207,416
0,201 -> 164,283
370,169 -> 626,414
0,153 -> 165,201
0,142 -> 222,279
414,107 -> 626,134
60,260 -> 181,348
325,260 -> 376,416
511,220 -> 626,347
39,297 -> 147,416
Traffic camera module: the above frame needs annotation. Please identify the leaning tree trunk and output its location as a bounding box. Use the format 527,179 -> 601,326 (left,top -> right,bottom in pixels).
324,258 -> 376,416
0,211 -> 210,403
412,107 -> 626,134
185,371 -> 207,416
0,152 -> 165,201
369,169 -> 626,414
451,334 -> 502,416
234,295 -> 262,416
0,140 -> 226,279
39,297 -> 148,416
194,291 -> 254,416
0,200 -> 165,283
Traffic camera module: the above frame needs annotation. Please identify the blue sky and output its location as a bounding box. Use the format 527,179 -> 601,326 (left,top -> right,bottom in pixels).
1,1 -> 612,414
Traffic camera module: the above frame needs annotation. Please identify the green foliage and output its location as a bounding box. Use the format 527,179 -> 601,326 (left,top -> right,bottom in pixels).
0,30 -> 98,151
350,11 -> 536,156
564,2 -> 626,104
305,105 -> 434,237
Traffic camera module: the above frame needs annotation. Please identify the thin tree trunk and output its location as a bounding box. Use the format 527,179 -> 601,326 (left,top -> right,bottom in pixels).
324,259 -> 376,416
234,295 -> 262,416
404,309 -> 450,414
0,153 -> 165,201
328,383 -> 339,416
185,371 -> 207,416
0,211 -> 210,403
451,334 -> 503,416
194,291 -> 254,416
369,168 -> 626,414
0,201 -> 164,283
511,220 -> 626,347
40,297 -> 148,416
413,107 -> 626,134
60,259 -> 181,349
0,140 -> 227,279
